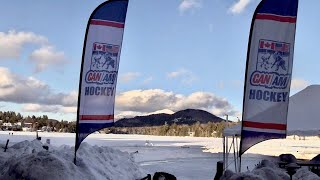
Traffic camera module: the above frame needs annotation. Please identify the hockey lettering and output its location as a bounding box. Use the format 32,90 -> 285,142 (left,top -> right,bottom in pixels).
84,86 -> 114,96
249,89 -> 288,102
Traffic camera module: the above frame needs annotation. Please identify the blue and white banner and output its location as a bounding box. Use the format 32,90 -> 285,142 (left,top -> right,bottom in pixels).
240,0 -> 299,155
75,0 -> 128,156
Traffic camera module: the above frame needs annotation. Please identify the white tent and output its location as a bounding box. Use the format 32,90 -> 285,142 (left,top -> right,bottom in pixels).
222,85 -> 320,172
287,85 -> 320,135
224,85 -> 320,137
222,124 -> 241,172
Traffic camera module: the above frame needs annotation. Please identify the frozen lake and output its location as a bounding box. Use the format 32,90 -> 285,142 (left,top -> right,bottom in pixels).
0,132 -> 319,179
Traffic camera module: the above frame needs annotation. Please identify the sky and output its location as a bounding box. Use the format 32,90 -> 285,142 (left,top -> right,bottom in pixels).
0,0 -> 319,122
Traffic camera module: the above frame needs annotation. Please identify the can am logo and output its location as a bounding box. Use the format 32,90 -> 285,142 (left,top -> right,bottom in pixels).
85,42 -> 119,85
250,40 -> 291,89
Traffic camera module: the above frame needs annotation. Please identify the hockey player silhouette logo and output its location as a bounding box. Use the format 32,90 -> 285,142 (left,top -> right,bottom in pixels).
271,51 -> 286,71
85,42 -> 120,85
256,40 -> 290,75
259,53 -> 272,70
90,43 -> 119,71
250,40 -> 291,89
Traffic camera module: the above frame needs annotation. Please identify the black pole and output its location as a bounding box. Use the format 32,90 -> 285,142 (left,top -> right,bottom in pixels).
3,139 -> 9,152
239,155 -> 242,173
233,137 -> 237,172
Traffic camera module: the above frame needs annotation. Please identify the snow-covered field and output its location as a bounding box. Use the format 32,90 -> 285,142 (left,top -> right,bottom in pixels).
0,131 -> 319,179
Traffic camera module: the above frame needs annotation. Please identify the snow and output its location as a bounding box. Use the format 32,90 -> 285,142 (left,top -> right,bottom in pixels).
0,132 -> 319,179
206,135 -> 320,160
221,160 -> 320,180
146,109 -> 174,115
0,139 -> 144,180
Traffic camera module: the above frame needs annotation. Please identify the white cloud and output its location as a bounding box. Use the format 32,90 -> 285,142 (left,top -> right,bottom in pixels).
115,89 -> 239,117
291,78 -> 309,91
119,72 -> 140,83
0,30 -> 67,72
0,30 -> 48,59
167,69 -> 188,78
142,76 -> 153,84
0,67 -> 77,107
29,46 -> 67,72
61,91 -> 78,107
22,104 -> 77,114
178,0 -> 202,14
229,0 -> 251,14
0,66 -> 238,118
167,68 -> 196,85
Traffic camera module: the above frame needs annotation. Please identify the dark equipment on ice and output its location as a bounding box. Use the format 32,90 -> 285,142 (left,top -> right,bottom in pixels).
139,174 -> 151,180
153,172 -> 176,180
310,154 -> 320,176
278,153 -> 320,177
42,145 -> 49,151
286,163 -> 300,180
214,161 -> 224,180
278,154 -> 297,168
36,131 -> 41,140
139,172 -> 176,180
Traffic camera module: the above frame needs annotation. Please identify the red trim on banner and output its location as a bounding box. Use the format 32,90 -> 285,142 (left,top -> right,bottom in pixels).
90,20 -> 124,28
80,115 -> 114,120
256,14 -> 296,23
243,121 -> 287,130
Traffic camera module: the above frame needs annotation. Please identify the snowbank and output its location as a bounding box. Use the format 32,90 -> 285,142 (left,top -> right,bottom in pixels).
221,160 -> 320,180
0,140 -> 145,180
294,168 -> 320,180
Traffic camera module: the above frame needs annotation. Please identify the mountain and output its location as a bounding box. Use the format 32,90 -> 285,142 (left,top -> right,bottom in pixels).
115,109 -> 225,127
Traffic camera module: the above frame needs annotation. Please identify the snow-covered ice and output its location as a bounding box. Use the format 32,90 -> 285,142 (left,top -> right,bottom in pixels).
0,131 -> 319,179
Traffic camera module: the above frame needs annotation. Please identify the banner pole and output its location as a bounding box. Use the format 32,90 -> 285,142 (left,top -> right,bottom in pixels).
239,0 -> 265,166
74,0 -> 129,164
239,0 -> 298,162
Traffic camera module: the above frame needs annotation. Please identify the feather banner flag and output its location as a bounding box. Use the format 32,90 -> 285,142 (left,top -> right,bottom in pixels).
74,0 -> 128,162
240,0 -> 299,155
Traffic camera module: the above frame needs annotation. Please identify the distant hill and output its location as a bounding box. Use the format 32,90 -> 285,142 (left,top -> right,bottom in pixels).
115,109 -> 225,127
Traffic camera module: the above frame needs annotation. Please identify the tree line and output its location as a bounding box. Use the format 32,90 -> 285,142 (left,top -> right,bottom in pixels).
107,121 -> 238,138
0,111 -> 238,137
0,111 -> 76,132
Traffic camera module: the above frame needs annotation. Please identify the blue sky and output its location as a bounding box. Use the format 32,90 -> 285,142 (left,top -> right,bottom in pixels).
0,0 -> 319,121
